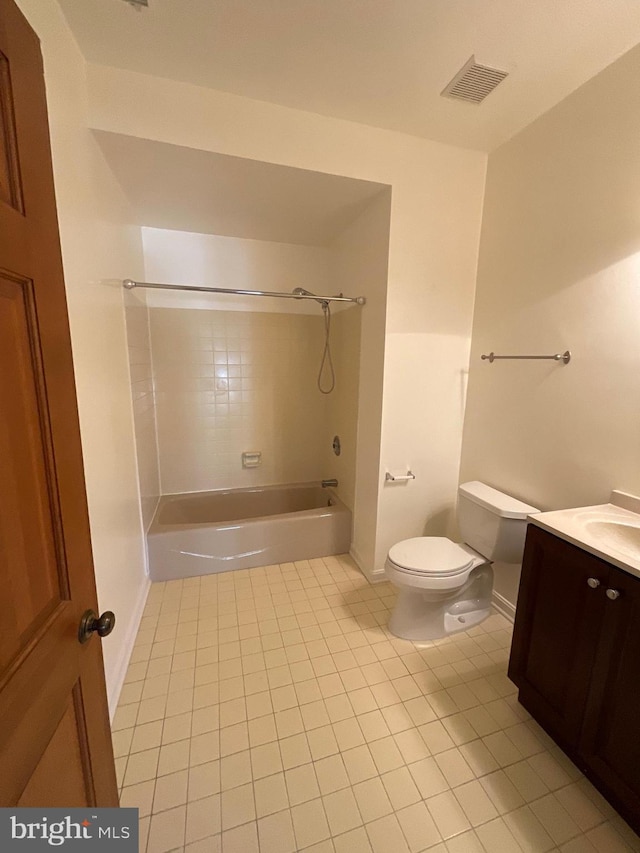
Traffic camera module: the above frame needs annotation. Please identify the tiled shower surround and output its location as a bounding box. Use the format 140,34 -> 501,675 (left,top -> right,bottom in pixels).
112,556 -> 640,853
149,307 -> 358,495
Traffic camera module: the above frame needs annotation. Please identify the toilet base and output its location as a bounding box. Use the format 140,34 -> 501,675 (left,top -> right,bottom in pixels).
388,565 -> 493,642
443,602 -> 492,637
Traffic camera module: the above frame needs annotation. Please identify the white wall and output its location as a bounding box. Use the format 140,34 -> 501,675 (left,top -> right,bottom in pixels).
460,43 -> 640,612
330,194 -> 390,567
16,0 -> 149,714
320,306 -> 362,514
141,228 -> 334,315
87,64 -> 487,577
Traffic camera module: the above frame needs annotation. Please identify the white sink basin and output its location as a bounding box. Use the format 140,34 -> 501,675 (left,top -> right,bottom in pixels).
585,519 -> 640,558
530,492 -> 640,579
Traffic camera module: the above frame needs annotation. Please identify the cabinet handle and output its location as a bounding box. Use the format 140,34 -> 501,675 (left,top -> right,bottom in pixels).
606,588 -> 621,601
587,578 -> 601,589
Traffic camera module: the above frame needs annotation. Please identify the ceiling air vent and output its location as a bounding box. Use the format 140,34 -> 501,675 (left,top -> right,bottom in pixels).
441,56 -> 508,105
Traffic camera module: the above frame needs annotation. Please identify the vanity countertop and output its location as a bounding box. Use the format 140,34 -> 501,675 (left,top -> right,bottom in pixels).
528,490 -> 640,580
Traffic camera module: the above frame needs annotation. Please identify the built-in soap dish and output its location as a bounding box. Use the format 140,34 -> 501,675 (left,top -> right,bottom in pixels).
242,451 -> 262,468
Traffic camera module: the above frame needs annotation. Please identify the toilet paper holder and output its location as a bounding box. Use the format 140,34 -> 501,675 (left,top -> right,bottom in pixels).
385,470 -> 416,482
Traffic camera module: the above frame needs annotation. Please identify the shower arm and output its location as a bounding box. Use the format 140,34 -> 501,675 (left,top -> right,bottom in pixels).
123,280 -> 366,306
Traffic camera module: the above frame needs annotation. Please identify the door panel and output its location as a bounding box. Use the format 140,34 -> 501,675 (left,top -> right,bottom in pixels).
0,0 -> 118,806
580,567 -> 640,825
509,525 -> 609,750
18,694 -> 91,808
0,49 -> 23,212
0,272 -> 63,670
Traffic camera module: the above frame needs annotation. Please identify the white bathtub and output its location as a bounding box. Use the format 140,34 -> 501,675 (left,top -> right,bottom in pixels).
147,482 -> 352,581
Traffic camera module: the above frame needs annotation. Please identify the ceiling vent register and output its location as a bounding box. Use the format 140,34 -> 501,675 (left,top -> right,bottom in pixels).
441,55 -> 508,104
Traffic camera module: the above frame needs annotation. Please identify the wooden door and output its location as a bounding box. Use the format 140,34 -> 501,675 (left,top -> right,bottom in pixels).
0,0 -> 118,806
508,525 -> 609,752
580,566 -> 640,831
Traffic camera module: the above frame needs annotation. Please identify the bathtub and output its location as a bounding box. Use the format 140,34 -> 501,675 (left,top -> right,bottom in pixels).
147,482 -> 352,581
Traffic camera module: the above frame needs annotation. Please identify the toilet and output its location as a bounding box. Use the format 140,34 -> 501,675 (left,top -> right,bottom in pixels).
385,481 -> 539,641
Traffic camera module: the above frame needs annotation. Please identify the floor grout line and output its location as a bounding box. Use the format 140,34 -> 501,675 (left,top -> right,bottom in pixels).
111,556 -> 639,853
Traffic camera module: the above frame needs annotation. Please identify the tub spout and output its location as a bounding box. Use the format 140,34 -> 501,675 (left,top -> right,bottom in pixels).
321,479 -> 338,488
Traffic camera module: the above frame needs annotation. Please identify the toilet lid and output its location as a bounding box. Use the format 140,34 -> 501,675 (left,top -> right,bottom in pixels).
388,537 -> 477,576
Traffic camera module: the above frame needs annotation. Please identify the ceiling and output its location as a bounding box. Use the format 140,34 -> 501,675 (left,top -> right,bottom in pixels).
61,0 -> 640,151
94,131 -> 388,244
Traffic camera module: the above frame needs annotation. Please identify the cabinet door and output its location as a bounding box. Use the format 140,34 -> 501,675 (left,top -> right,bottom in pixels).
509,525 -> 609,751
580,567 -> 640,826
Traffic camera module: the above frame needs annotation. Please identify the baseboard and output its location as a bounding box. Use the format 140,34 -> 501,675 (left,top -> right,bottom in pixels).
349,545 -> 366,576
349,545 -> 386,584
107,576 -> 151,721
492,590 -> 516,622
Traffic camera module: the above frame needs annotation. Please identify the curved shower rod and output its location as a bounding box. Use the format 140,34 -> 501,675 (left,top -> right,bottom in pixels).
123,279 -> 366,305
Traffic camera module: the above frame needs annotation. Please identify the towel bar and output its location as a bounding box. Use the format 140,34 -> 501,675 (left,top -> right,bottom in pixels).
481,350 -> 571,364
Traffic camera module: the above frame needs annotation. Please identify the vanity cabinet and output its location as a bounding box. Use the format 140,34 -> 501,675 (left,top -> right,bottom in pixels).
509,524 -> 640,832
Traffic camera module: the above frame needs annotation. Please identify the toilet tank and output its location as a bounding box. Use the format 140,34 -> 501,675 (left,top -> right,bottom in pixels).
458,481 -> 539,563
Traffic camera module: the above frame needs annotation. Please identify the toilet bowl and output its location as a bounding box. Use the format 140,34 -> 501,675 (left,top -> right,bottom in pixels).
385,482 -> 538,642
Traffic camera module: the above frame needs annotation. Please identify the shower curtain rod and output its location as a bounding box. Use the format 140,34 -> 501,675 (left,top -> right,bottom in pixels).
123,279 -> 366,305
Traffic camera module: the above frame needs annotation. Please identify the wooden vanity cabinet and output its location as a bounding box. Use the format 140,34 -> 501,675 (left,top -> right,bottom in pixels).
580,567 -> 640,822
509,524 -> 640,832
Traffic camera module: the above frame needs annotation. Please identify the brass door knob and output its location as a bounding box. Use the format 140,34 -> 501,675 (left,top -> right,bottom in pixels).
78,609 -> 116,644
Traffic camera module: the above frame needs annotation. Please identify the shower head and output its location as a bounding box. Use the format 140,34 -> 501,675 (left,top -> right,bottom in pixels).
292,287 -> 328,307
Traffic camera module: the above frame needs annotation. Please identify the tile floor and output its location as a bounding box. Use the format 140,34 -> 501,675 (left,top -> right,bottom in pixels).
112,554 -> 640,853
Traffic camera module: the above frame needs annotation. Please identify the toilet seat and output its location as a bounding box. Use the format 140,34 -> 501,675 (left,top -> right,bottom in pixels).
387,537 -> 480,577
